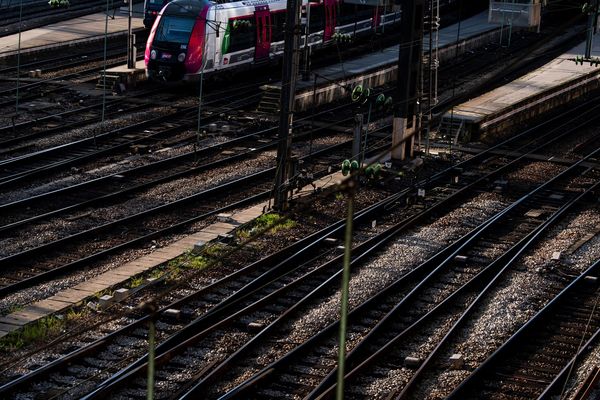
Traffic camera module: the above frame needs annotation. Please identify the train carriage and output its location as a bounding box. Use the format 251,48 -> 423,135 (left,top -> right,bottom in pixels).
145,0 -> 400,81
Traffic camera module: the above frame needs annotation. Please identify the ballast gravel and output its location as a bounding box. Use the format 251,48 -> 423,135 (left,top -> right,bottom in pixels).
414,205 -> 600,399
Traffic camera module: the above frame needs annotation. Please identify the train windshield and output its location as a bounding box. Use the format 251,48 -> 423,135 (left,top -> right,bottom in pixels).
155,16 -> 195,43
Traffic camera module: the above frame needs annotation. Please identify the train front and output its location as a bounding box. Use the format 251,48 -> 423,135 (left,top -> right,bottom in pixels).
145,0 -> 211,81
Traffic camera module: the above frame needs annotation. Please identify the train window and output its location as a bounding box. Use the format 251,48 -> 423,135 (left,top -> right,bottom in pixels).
271,10 -> 285,42
309,5 -> 324,33
227,18 -> 256,53
155,16 -> 195,43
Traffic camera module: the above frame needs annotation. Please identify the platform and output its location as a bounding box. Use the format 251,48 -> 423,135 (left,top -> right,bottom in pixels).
102,59 -> 147,89
0,3 -> 144,55
259,11 -> 500,113
444,29 -> 600,142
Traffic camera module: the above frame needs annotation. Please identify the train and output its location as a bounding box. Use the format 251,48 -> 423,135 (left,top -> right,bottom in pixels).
144,0 -> 401,81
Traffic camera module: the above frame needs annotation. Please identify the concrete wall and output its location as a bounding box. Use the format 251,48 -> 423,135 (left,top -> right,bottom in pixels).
478,71 -> 600,142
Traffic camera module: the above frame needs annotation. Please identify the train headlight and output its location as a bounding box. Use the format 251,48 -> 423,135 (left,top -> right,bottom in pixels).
150,50 -> 157,60
178,53 -> 186,62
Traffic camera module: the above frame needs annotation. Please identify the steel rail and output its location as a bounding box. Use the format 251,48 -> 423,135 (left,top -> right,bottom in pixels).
77,92 -> 600,398
0,132 -> 275,232
0,93 -> 262,188
395,154 -> 600,399
447,262 -> 600,400
0,171 -> 407,397
0,141 -> 349,297
211,152 -> 598,400
312,160 -> 600,400
222,102 -> 600,399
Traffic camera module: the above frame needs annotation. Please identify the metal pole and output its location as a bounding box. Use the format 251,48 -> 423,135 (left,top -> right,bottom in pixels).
127,0 -> 134,68
274,0 -> 301,210
100,0 -> 109,146
196,20 -> 209,161
336,179 -> 355,400
15,0 -> 23,116
507,0 -> 514,47
352,114 -> 363,161
146,318 -> 155,400
302,3 -> 312,81
586,0 -> 599,59
392,0 -> 423,162
361,102 -> 372,165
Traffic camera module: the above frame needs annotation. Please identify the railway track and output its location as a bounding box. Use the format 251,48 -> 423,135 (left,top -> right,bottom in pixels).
183,142 -> 600,399
0,37 -> 147,77
0,90 -> 576,396
0,138 -> 354,297
0,168 -> 405,399
446,256 -> 600,400
75,106 -> 600,399
1,108 -> 596,398
0,86 -> 263,189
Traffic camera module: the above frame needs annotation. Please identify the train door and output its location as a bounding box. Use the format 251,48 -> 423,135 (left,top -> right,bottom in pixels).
323,0 -> 336,41
254,5 -> 272,61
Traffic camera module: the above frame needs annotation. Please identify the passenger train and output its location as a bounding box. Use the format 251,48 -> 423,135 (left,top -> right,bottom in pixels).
145,0 -> 401,81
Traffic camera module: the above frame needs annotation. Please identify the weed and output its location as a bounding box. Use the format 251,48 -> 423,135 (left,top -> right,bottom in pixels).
251,213 -> 297,235
129,276 -> 144,289
7,304 -> 24,314
186,255 -> 209,270
0,315 -> 64,351
149,268 -> 165,280
204,243 -> 226,258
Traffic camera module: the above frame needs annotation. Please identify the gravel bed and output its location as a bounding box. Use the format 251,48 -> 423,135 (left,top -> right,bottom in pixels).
0,221 -> 212,317
0,135 -> 346,258
0,89 -> 85,129
414,204 -> 600,399
0,180 -> 383,383
7,102 -> 185,156
351,305 -> 469,399
1,133 -> 230,206
287,193 -> 507,342
505,161 -> 565,188
210,192 -> 509,395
